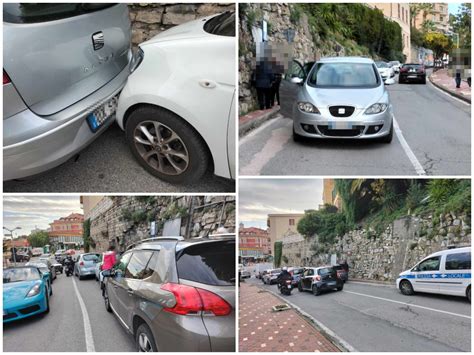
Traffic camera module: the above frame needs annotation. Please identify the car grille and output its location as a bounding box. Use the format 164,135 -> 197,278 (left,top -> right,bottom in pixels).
318,125 -> 364,137
329,106 -> 355,117
19,305 -> 41,315
3,313 -> 17,320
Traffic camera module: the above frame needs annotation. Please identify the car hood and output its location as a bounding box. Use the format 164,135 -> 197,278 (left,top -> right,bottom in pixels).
398,269 -> 412,277
141,15 -> 214,46
302,85 -> 385,109
3,280 -> 41,305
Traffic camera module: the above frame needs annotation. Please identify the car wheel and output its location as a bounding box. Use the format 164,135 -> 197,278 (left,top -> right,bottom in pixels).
136,323 -> 157,352
298,283 -> 303,292
399,279 -> 415,295
293,127 -> 306,143
421,77 -> 426,84
104,287 -> 112,313
45,292 -> 50,314
79,275 -> 83,281
380,121 -> 393,144
125,106 -> 210,184
467,286 -> 471,302
337,284 -> 343,291
312,285 -> 321,296
398,78 -> 404,84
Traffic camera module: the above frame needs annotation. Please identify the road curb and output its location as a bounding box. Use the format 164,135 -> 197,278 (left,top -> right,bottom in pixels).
429,74 -> 471,104
239,107 -> 280,137
257,284 -> 357,352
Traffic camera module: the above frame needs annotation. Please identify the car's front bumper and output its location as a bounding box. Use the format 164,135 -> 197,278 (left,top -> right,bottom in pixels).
293,105 -> 393,139
3,293 -> 48,323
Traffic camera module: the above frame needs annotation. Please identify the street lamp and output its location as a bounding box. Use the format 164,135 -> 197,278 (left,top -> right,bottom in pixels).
3,226 -> 22,266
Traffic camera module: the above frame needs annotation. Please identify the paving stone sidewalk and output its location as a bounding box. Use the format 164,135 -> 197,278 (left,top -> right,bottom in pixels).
239,282 -> 341,352
239,105 -> 280,137
430,68 -> 471,103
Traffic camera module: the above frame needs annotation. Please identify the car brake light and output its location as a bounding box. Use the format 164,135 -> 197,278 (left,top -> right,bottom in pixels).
79,261 -> 84,266
161,283 -> 232,316
3,70 -> 11,85
313,275 -> 321,281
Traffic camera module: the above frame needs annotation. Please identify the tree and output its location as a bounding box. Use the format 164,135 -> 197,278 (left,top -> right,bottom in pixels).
423,32 -> 453,59
27,231 -> 49,248
410,3 -> 434,28
451,3 -> 471,48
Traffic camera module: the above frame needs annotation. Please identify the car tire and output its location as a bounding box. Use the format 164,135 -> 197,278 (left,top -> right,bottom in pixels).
399,279 -> 415,295
337,284 -> 343,291
45,292 -> 50,314
136,323 -> 158,352
298,283 -> 303,292
421,77 -> 426,84
312,285 -> 321,296
79,275 -> 83,281
398,78 -> 404,84
293,127 -> 306,143
104,287 -> 112,313
467,286 -> 471,302
380,121 -> 393,144
125,106 -> 210,184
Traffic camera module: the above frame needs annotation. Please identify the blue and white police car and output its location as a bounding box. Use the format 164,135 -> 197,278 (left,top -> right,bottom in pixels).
397,246 -> 471,302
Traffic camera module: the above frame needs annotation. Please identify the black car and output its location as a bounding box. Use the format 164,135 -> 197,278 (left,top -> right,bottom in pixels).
399,63 -> 426,84
298,266 -> 343,296
333,264 -> 348,282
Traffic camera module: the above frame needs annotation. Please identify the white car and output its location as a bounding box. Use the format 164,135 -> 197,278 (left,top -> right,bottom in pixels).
375,61 -> 395,81
397,247 -> 471,301
116,12 -> 235,184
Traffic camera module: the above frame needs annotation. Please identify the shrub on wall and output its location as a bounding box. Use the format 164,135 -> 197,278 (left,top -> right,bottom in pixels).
274,241 -> 283,268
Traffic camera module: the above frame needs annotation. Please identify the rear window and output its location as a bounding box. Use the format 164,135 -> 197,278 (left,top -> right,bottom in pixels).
446,252 -> 471,270
318,267 -> 335,276
308,62 -> 380,88
83,254 -> 99,262
176,240 -> 235,286
4,3 -> 116,24
402,64 -> 421,70
203,12 -> 235,37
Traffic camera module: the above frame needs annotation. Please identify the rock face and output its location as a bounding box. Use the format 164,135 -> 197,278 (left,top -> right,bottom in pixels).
128,3 -> 235,47
281,214 -> 471,282
89,196 -> 235,252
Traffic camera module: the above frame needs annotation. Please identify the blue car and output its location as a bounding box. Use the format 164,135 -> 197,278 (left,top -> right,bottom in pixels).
26,261 -> 54,296
3,267 -> 50,323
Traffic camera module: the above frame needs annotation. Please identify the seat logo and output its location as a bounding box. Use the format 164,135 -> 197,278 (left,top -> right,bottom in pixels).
92,31 -> 104,51
338,108 -> 345,114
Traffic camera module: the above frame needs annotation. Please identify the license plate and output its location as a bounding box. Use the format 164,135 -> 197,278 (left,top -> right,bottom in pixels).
86,95 -> 118,133
329,122 -> 352,130
287,285 -> 292,289
408,75 -> 417,79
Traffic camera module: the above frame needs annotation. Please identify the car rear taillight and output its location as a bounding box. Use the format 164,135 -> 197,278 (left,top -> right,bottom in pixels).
161,283 -> 232,316
400,67 -> 408,73
285,280 -> 292,284
3,70 -> 11,85
313,275 -> 321,281
79,261 -> 84,266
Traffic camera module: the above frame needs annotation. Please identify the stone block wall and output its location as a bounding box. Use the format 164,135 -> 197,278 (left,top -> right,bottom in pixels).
281,213 -> 471,282
89,196 -> 235,252
128,3 -> 235,47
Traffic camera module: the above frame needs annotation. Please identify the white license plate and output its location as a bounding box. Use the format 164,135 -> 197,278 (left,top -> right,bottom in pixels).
408,75 -> 417,78
329,122 -> 352,130
87,95 -> 118,132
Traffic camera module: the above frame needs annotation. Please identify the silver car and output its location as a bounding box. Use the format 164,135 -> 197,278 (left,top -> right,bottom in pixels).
282,57 -> 394,143
3,3 -> 132,180
74,253 -> 100,280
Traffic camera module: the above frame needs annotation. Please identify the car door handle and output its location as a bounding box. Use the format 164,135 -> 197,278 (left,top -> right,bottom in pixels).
199,80 -> 217,89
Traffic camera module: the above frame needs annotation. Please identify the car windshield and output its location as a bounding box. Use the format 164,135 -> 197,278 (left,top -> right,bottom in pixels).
403,64 -> 422,70
203,11 -> 235,37
83,254 -> 99,262
376,62 -> 389,68
308,62 -> 379,88
3,268 -> 41,283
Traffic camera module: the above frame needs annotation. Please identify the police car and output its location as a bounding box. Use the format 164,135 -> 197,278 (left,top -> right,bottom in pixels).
396,247 -> 471,302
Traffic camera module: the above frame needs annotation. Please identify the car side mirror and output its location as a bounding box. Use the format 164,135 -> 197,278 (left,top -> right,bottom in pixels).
384,78 -> 395,85
290,77 -> 304,85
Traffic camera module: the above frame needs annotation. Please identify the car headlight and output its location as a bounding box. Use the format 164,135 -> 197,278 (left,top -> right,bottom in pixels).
297,102 -> 320,114
129,47 -> 144,74
365,103 -> 388,115
26,284 -> 41,298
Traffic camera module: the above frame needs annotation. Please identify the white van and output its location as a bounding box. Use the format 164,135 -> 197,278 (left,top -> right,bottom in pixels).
397,247 -> 471,301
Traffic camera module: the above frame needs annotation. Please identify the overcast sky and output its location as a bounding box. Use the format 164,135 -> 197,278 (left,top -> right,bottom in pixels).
3,196 -> 82,237
239,178 -> 324,229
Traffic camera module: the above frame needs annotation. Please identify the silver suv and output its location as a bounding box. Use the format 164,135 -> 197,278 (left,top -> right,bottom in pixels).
3,4 -> 131,180
103,236 -> 236,352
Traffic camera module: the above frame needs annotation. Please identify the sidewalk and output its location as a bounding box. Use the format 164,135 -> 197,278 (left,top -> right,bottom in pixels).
239,105 -> 280,137
430,69 -> 471,103
239,283 -> 341,352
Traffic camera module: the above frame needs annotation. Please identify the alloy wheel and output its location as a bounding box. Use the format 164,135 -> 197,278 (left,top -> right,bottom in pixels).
138,333 -> 153,352
133,121 -> 189,176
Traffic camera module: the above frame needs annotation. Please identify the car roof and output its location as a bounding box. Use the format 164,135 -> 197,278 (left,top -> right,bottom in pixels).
426,246 -> 471,258
403,63 -> 422,65
130,235 -> 235,252
318,56 -> 375,64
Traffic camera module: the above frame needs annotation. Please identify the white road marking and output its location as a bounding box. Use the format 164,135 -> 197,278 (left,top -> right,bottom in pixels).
72,277 -> 96,352
344,290 -> 470,320
393,116 -> 426,175
239,114 -> 282,146
428,80 -> 471,106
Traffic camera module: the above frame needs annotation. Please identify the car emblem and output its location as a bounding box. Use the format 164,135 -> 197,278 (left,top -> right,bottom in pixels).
338,108 -> 345,114
92,31 -> 104,51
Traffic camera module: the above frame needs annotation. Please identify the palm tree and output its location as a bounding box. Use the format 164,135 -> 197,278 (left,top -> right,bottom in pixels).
410,3 -> 434,28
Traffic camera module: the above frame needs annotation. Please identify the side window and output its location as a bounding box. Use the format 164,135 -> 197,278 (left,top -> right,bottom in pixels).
417,256 -> 441,272
286,61 -> 304,81
124,251 -> 153,279
305,269 -> 314,277
445,252 -> 471,270
114,252 -> 132,276
142,251 -> 163,281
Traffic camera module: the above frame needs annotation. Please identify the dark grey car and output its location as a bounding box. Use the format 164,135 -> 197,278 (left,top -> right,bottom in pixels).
103,236 -> 236,352
3,3 -> 131,180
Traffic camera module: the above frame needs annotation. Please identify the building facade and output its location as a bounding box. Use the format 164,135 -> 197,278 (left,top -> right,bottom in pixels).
371,3 -> 411,60
322,179 -> 342,210
48,213 -> 84,249
239,224 -> 271,258
267,213 -> 305,256
413,3 -> 449,34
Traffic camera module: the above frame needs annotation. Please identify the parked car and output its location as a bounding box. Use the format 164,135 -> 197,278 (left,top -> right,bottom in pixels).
375,61 -> 395,80
333,264 -> 348,282
3,267 -> 50,323
38,258 -> 57,281
116,11 -> 236,184
388,60 -> 401,73
10,250 -> 29,262
262,268 -> 281,285
95,253 -> 104,282
281,57 -> 394,144
3,3 -> 132,181
298,266 -> 344,296
239,265 -> 251,279
74,253 -> 101,280
397,247 -> 471,302
103,236 -> 235,351
26,262 -> 55,294
288,267 -> 305,288
398,63 -> 426,84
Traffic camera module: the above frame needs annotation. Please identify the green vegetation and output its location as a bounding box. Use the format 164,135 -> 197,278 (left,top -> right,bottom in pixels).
423,32 -> 453,59
27,231 -> 49,248
297,204 -> 347,243
274,241 -> 283,267
82,218 -> 95,253
450,3 -> 471,48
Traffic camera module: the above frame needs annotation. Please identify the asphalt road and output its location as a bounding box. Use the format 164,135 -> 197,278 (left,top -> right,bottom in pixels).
4,122 -> 234,193
239,74 -> 471,176
246,278 -> 471,352
3,272 -> 136,352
